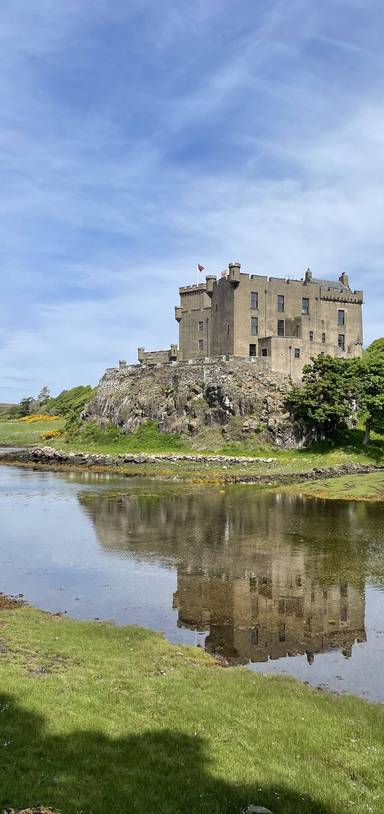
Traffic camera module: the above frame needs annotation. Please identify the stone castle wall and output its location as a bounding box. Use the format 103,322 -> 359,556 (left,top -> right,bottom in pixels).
175,264 -> 363,379
85,356 -> 302,447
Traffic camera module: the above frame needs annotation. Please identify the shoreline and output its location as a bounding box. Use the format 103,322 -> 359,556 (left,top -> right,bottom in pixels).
1,445 -> 384,487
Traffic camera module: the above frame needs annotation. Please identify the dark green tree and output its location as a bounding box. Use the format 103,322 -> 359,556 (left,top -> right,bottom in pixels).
359,345 -> 384,445
366,337 -> 384,356
18,396 -> 34,417
286,355 -> 360,440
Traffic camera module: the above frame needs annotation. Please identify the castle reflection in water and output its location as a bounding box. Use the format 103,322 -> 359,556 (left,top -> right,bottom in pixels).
79,485 -> 370,665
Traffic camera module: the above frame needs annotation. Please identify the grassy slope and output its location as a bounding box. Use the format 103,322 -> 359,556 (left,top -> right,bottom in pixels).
0,403 -> 16,414
0,418 -> 65,446
0,605 -> 383,814
52,424 -> 384,471
289,471 -> 384,500
51,430 -> 384,487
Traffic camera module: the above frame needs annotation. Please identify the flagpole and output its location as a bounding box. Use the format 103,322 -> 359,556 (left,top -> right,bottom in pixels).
196,263 -> 205,285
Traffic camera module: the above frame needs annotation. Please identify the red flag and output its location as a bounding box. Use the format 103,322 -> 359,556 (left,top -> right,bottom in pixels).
197,263 -> 205,272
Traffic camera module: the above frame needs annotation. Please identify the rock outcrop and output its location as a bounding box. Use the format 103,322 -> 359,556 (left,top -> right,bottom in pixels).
85,357 -> 302,448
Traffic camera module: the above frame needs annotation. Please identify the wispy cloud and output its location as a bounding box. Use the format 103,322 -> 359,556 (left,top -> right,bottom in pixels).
0,0 -> 383,399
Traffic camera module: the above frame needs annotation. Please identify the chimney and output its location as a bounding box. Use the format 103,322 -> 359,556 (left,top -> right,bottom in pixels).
339,272 -> 349,287
304,267 -> 312,283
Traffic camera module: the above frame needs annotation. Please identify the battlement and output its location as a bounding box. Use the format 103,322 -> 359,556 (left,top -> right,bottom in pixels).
138,345 -> 179,365
179,283 -> 207,294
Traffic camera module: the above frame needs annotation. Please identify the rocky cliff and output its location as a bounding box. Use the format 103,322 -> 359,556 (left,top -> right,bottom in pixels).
85,357 -> 301,448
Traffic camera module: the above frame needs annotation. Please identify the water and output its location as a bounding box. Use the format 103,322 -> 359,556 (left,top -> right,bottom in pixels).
0,464 -> 384,701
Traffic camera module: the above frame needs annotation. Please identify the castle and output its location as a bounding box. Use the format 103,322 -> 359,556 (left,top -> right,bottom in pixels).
138,262 -> 363,381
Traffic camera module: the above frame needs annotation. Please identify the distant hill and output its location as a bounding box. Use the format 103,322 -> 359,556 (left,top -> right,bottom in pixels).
0,403 -> 15,414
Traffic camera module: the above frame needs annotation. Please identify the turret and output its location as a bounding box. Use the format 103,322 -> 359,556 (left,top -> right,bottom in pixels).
304,267 -> 312,283
205,274 -> 216,296
228,262 -> 241,287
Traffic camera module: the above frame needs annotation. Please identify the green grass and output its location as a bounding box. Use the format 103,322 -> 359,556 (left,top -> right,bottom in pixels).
0,418 -> 65,447
46,425 -> 384,486
59,423 -> 384,465
2,419 -> 384,497
291,471 -> 384,501
65,418 -> 189,453
0,604 -> 383,814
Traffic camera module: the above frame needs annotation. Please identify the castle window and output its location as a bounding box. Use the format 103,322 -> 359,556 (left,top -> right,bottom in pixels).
278,623 -> 286,642
338,309 -> 345,326
277,294 -> 285,312
261,347 -> 268,357
251,628 -> 259,646
277,319 -> 285,337
198,321 -> 204,332
198,339 -> 204,351
309,330 -> 314,341
251,316 -> 258,336
302,297 -> 309,315
250,291 -> 258,309
249,344 -> 257,357
227,323 -> 230,335
294,348 -> 300,358
338,334 -> 345,351
322,332 -> 326,343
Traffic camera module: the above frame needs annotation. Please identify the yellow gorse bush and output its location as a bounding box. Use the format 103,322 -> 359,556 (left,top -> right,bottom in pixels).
40,429 -> 63,440
18,414 -> 60,423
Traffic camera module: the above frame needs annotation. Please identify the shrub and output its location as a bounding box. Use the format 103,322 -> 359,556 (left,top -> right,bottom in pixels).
19,414 -> 60,423
40,429 -> 63,441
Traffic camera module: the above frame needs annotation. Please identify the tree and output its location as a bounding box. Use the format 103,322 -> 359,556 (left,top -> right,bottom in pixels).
359,346 -> 384,445
366,338 -> 384,356
18,396 -> 34,417
285,355 -> 360,440
37,386 -> 50,405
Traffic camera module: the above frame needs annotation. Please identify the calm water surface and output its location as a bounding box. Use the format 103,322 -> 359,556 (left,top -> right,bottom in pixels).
1,464 -> 384,701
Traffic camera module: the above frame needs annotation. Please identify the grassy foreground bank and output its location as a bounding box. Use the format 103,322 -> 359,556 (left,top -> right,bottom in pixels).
290,471 -> 384,500
0,605 -> 383,814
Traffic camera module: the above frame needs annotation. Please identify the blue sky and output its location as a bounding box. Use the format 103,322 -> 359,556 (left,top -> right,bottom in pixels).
1,0 -> 383,401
